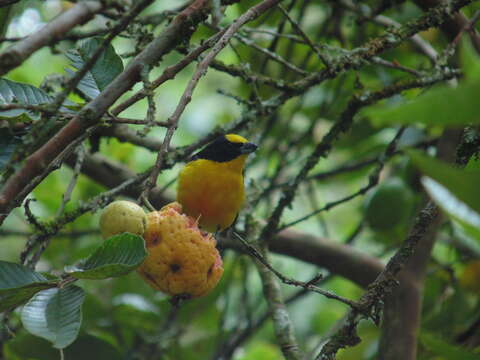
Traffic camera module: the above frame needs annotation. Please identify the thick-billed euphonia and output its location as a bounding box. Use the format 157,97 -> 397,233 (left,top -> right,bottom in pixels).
177,134 -> 257,232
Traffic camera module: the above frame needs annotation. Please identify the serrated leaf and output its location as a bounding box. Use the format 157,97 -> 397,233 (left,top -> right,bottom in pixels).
65,233 -> 147,280
0,78 -> 52,120
66,37 -> 124,100
420,332 -> 480,360
0,261 -> 57,312
21,285 -> 85,349
366,79 -> 480,127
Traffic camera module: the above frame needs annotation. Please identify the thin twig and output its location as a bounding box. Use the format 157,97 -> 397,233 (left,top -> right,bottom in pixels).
106,116 -> 169,127
234,33 -> 309,75
23,199 -> 45,232
137,65 -> 157,137
371,56 -> 422,77
450,9 -> 480,48
234,233 -> 360,309
280,127 -> 406,230
56,145 -> 85,217
111,28 -> 227,116
316,202 -> 440,360
255,243 -> 304,360
10,125 -> 101,222
140,0 -> 284,199
259,69 -> 458,242
20,172 -> 148,267
0,0 -> 225,225
277,4 -> 330,67
50,0 -> 155,113
339,0 -> 438,62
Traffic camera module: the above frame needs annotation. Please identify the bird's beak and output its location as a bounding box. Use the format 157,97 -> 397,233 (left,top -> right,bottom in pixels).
240,142 -> 258,154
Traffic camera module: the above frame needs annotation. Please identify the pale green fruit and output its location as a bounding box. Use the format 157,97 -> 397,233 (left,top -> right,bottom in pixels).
100,200 -> 147,239
364,178 -> 415,231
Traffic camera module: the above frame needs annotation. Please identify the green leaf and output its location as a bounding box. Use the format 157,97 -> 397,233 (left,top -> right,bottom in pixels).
3,332 -> 59,360
408,150 -> 480,242
0,261 -> 57,312
65,334 -> 122,360
5,332 -> 122,360
420,332 -> 480,360
422,177 -> 480,242
66,37 -> 124,100
21,285 -> 85,349
453,222 -> 480,256
366,79 -> 480,127
0,78 -> 52,120
112,293 -> 161,332
65,233 -> 147,280
409,151 -> 480,214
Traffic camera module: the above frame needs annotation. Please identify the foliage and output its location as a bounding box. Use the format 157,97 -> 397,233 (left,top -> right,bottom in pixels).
0,78 -> 52,121
0,233 -> 145,349
65,37 -> 124,100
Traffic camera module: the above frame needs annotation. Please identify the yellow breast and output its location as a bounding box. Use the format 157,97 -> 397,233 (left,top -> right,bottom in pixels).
177,156 -> 247,232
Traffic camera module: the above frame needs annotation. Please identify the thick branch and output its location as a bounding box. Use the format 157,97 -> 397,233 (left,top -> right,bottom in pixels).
414,0 -> 480,54
317,127 -> 464,359
273,229 -> 384,288
0,1 -> 104,76
339,0 -> 438,62
142,0 -> 283,200
0,0 -> 226,225
259,68 -> 458,242
284,0 -> 473,98
378,128 -> 463,360
111,29 -> 227,116
317,201 -> 440,360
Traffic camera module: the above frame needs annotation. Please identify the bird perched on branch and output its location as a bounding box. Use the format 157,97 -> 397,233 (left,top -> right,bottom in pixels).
177,134 -> 257,232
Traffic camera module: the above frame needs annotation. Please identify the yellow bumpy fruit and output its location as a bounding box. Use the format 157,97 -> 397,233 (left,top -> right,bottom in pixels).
137,202 -> 223,298
100,200 -> 147,239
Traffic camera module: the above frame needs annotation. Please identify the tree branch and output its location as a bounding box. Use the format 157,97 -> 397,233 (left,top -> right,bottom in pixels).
0,0 -> 231,225
317,201 -> 440,360
414,0 -> 480,55
141,0 -> 285,200
70,151 -> 385,291
378,128 -> 463,360
256,245 -> 304,360
0,1 -> 104,76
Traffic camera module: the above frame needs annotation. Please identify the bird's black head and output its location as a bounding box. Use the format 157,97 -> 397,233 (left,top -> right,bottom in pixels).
191,134 -> 257,163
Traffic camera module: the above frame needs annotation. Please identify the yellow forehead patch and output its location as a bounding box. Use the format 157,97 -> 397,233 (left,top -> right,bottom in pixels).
225,134 -> 248,144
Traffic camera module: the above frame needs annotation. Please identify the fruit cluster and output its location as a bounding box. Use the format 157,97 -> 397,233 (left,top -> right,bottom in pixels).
99,200 -> 223,298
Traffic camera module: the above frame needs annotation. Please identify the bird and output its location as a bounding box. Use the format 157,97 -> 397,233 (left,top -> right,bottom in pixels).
177,133 -> 257,232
